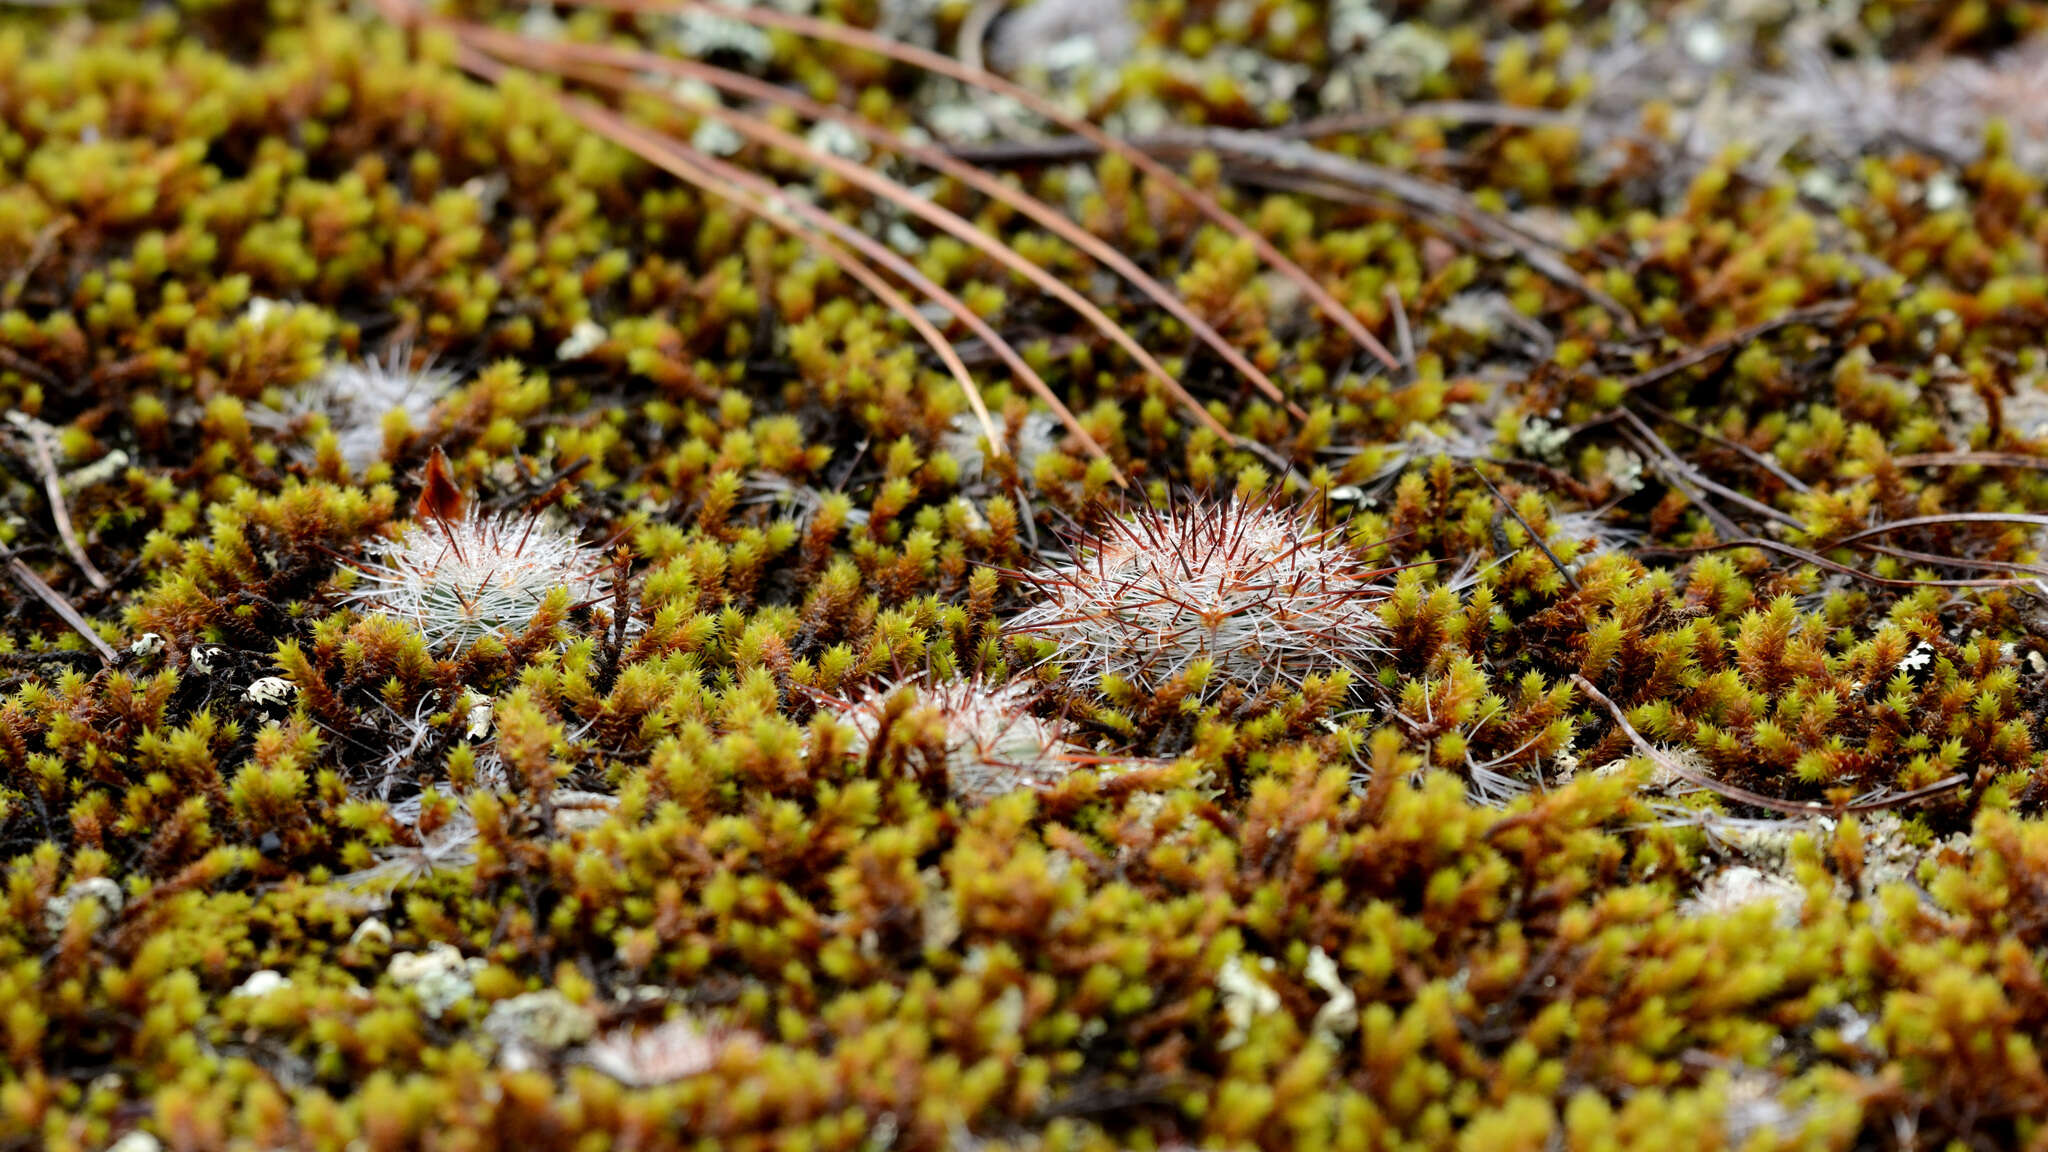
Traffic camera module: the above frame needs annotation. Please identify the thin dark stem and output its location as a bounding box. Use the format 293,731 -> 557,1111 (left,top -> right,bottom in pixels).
1469,465 -> 1580,594
1572,673 -> 1965,816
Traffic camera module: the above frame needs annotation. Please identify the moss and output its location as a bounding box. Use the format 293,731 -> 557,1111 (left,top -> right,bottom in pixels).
8,0 -> 2048,1147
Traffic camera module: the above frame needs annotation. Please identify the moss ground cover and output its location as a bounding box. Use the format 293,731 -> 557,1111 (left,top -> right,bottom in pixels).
8,0 -> 2048,1147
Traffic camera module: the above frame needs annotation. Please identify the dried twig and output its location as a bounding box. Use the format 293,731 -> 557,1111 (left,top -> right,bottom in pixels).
1837,774 -> 1973,812
2,219 -> 69,310
1616,408 -> 1803,531
1854,541 -> 2048,579
0,347 -> 65,393
1617,300 -> 1854,393
1831,511 -> 2048,549
1612,423 -> 1748,541
950,124 -> 1636,326
1275,101 -> 1656,145
1635,537 -> 2037,588
1631,401 -> 1813,494
1385,284 -> 1413,375
11,415 -> 110,592
1574,673 -> 1828,815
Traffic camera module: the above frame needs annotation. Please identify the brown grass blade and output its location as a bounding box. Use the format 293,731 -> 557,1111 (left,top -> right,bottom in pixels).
462,26 -> 1304,421
562,0 -> 1402,373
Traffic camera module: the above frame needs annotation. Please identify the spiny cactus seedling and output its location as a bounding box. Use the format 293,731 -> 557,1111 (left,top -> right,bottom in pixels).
1011,497 -> 1394,701
578,1015 -> 745,1088
835,677 -> 1080,807
342,508 -> 609,654
259,348 -> 457,472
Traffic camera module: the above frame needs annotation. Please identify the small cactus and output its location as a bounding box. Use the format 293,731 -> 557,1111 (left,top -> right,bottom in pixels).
343,509 -> 609,654
836,678 -> 1079,807
259,348 -> 456,473
1011,496 -> 1393,700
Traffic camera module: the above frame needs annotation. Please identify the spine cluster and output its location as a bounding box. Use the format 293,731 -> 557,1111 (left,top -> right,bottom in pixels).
836,677 -> 1078,807
1010,497 -> 1393,699
344,509 -> 608,654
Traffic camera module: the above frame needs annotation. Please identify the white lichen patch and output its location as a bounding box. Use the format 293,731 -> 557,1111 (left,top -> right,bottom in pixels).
1216,954 -> 1281,1051
555,319 -> 608,360
387,942 -> 485,1019
988,0 -> 1137,77
1682,865 -> 1807,926
1720,1067 -> 1805,1147
44,877 -> 124,935
483,990 -> 597,1053
1305,947 -> 1358,1049
230,970 -> 292,998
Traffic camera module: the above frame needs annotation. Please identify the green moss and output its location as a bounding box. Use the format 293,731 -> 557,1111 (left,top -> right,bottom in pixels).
9,0 -> 2048,1146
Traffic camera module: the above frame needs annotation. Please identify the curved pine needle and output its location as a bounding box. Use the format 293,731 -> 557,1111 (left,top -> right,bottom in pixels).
452,44 -> 1013,470
1831,512 -> 2048,548
10,413 -> 110,591
1894,451 -> 2048,470
457,39 -> 1125,482
565,0 -> 1403,374
668,128 -> 1129,482
1854,541 -> 2048,579
1617,301 -> 1854,392
469,28 -> 1232,445
463,26 -> 1305,421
